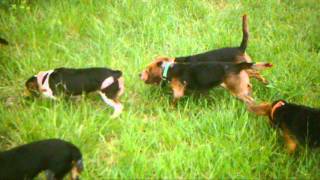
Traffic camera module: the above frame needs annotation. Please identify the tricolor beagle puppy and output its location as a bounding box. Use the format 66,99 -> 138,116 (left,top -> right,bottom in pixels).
147,14 -> 270,85
25,67 -> 124,118
249,100 -> 320,153
0,139 -> 83,180
140,58 -> 272,104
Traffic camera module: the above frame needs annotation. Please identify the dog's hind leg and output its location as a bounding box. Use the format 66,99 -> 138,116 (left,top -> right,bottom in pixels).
224,71 -> 255,104
99,77 -> 124,118
236,94 -> 255,105
246,69 -> 269,84
99,91 -> 123,118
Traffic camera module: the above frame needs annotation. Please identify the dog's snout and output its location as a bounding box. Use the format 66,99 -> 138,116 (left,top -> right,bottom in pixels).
140,72 -> 147,81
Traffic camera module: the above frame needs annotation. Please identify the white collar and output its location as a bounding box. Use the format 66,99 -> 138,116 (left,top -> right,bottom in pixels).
36,70 -> 55,99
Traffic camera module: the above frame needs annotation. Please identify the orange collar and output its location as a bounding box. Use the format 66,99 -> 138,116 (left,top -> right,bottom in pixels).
270,101 -> 285,120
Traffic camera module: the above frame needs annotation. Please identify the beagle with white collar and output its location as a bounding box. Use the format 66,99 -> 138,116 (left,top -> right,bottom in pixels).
25,67 -> 124,118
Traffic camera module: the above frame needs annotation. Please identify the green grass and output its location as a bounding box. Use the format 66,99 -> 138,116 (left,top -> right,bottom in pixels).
1,0 -> 320,179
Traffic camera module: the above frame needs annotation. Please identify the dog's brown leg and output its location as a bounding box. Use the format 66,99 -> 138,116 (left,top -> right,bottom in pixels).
99,91 -> 123,118
246,69 -> 269,84
223,71 -> 255,104
282,125 -> 298,154
170,78 -> 186,105
237,94 -> 255,104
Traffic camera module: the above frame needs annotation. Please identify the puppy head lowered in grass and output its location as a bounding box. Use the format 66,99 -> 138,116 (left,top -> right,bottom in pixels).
140,57 -> 174,85
24,75 -> 40,97
248,100 -> 286,127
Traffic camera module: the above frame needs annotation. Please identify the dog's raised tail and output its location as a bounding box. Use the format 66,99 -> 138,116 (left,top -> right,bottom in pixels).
239,14 -> 249,53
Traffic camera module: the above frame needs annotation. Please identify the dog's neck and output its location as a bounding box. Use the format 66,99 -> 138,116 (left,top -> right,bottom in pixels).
36,70 -> 56,99
161,61 -> 174,81
270,101 -> 285,121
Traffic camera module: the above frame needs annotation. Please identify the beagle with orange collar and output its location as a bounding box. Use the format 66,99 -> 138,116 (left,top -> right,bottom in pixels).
249,100 -> 320,153
25,67 -> 124,118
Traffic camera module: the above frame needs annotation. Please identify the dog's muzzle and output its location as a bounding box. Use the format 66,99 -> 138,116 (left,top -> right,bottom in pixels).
140,71 -> 148,81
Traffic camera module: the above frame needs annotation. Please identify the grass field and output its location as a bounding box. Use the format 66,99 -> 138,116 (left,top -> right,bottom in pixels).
1,0 -> 320,179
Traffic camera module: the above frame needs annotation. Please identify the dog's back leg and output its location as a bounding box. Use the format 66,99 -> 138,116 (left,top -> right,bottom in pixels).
99,77 -> 124,118
223,71 -> 255,104
99,91 -> 123,118
246,69 -> 269,84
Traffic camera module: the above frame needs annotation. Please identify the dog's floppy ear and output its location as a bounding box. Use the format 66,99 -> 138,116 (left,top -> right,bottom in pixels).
154,56 -> 175,66
156,61 -> 163,66
248,102 -> 272,116
25,76 -> 38,90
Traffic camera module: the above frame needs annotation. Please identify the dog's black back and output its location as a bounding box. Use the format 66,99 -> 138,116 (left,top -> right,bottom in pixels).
273,101 -> 320,147
0,139 -> 82,180
175,47 -> 244,63
167,62 -> 252,90
50,67 -> 122,95
175,15 -> 248,64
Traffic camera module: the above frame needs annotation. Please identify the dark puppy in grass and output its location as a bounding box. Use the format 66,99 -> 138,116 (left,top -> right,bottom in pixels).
140,57 -> 272,104
249,100 -> 320,154
0,139 -> 83,180
150,14 -> 269,85
25,67 -> 124,118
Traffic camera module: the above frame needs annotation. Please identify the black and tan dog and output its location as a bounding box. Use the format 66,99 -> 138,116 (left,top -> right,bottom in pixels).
249,100 -> 320,153
25,67 -> 124,118
140,57 -> 272,104
0,139 -> 83,180
147,14 -> 269,85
